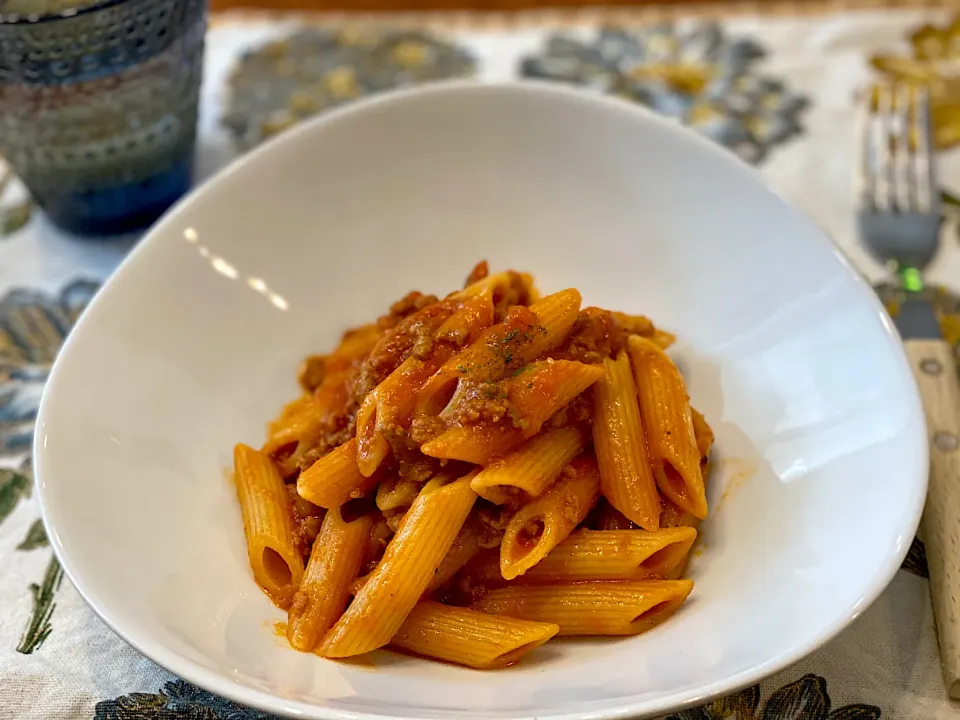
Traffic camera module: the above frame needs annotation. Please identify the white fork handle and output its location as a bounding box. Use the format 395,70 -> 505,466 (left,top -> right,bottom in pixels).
905,338 -> 960,698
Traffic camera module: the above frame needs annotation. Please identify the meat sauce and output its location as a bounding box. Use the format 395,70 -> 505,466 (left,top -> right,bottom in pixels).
277,273 -> 664,567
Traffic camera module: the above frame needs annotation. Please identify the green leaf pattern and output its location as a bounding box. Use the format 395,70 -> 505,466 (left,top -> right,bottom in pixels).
0,281 -> 99,657
0,467 -> 30,525
16,517 -> 47,551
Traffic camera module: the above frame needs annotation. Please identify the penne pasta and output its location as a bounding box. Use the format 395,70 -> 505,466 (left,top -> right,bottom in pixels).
592,348 -> 661,531
592,498 -> 637,530
326,324 -> 382,373
415,289 -> 582,421
628,335 -> 707,520
470,426 -> 586,505
660,499 -> 700,579
355,293 -> 494,477
298,355 -> 328,394
297,439 -> 377,509
275,367 -> 358,477
467,527 -> 696,586
376,475 -> 423,513
263,395 -> 321,462
233,444 -> 305,609
287,507 -> 372,652
267,395 -> 314,437
508,528 -> 696,583
235,263 -> 711,667
427,512 -> 485,592
456,269 -> 538,310
692,406 -> 715,460
422,360 -> 603,464
318,472 -> 478,658
661,498 -> 699,529
278,324 -> 381,452
473,580 -> 694,636
392,601 -> 558,669
500,455 -> 601,581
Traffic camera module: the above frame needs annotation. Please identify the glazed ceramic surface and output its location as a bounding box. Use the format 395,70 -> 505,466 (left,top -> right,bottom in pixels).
35,82 -> 927,720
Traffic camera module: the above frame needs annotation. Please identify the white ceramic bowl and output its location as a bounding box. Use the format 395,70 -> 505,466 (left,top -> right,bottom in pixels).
36,82 -> 927,720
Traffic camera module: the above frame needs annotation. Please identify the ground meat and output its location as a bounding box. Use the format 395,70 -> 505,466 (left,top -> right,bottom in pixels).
436,322 -> 470,347
611,311 -> 656,337
464,261 -> 489,286
492,271 -> 536,320
545,390 -> 594,430
357,301 -> 452,400
290,368 -> 364,469
476,502 -> 515,548
445,379 -> 511,426
552,307 -> 622,364
396,454 -> 444,485
285,484 -> 325,560
410,333 -> 434,360
384,507 -> 407,533
409,415 -> 448,446
362,516 -> 394,572
377,291 -> 439,330
297,355 -> 326,393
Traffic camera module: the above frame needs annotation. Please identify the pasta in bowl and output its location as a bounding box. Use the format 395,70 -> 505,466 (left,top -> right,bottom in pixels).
236,264 -> 710,669
34,82 -> 926,720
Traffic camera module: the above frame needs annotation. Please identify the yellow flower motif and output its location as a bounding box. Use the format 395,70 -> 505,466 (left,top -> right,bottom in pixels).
871,15 -> 960,148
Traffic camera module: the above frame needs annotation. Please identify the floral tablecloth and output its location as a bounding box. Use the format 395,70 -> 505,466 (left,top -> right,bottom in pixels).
3,6 -> 960,719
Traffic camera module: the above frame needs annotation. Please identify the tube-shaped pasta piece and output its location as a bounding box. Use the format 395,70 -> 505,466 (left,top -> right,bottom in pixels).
415,289 -> 582,420
593,499 -> 637,530
233,444 -> 305,609
356,293 -> 494,476
275,367 -> 359,477
456,269 -> 537,307
391,601 -> 558,669
473,580 -> 693,636
628,335 -> 707,520
326,323 -> 382,373
660,499 -> 700,579
318,472 -> 478,657
692,406 -> 715,460
470,426 -> 586,505
513,528 -> 696,583
422,360 -> 603,464
349,570 -> 374,596
265,395 -> 313,440
263,396 -> 319,456
427,513 -> 484,592
287,507 -> 372,652
500,455 -> 601,580
298,439 -> 377,509
376,475 -> 423,512
468,527 -> 695,585
593,349 -> 660,530
652,329 -> 677,349
661,498 -> 699,529
275,324 -> 381,455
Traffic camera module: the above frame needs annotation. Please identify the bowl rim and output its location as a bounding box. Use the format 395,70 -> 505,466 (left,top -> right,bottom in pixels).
34,78 -> 929,720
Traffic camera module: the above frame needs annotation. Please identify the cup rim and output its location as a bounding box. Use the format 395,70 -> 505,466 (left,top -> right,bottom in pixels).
0,0 -> 172,26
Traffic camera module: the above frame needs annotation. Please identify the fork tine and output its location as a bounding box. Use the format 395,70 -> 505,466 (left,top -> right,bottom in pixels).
912,85 -> 938,215
892,84 -> 914,212
872,83 -> 895,212
853,86 -> 873,208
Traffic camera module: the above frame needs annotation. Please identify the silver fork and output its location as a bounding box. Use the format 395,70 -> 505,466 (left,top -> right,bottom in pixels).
856,82 -> 960,698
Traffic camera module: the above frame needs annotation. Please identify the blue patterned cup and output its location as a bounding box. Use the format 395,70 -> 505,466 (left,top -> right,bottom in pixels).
0,0 -> 206,236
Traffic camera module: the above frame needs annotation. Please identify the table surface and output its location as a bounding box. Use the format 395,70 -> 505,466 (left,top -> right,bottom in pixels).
4,6 -> 960,720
